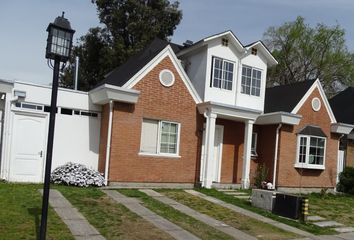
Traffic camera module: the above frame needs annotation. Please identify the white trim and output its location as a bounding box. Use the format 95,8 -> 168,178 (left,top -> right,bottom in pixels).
122,45 -> 202,104
89,84 -> 140,105
272,124 -> 282,189
256,112 -> 302,125
159,69 -> 175,87
295,134 -> 327,170
251,132 -> 258,157
291,79 -> 336,123
244,41 -> 278,66
138,152 -> 181,158
331,123 -> 354,135
215,125 -> 224,183
311,97 -> 321,112
104,100 -> 114,185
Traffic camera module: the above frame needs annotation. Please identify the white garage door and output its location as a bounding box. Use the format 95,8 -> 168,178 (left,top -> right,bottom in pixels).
9,113 -> 47,182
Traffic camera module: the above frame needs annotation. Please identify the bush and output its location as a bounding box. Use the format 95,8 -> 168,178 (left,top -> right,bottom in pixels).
253,163 -> 269,189
51,162 -> 105,187
337,167 -> 354,195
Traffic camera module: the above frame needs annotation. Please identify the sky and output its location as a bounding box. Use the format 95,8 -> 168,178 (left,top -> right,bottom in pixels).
1,0 -> 354,85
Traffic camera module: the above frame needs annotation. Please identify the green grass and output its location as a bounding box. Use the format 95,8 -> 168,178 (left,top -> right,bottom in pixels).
119,189 -> 233,240
56,185 -> 173,240
0,182 -> 73,240
160,189 -> 297,240
308,192 -> 354,227
197,188 -> 336,235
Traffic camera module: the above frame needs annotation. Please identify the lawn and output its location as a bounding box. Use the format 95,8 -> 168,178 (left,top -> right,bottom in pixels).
159,189 -> 298,240
308,192 -> 354,227
56,185 -> 173,240
119,189 -> 233,240
0,182 -> 73,240
197,188 -> 335,235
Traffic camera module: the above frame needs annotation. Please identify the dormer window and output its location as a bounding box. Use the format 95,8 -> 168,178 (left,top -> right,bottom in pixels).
241,65 -> 262,96
211,57 -> 234,90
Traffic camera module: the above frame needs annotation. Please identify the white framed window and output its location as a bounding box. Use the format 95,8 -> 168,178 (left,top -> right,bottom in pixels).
140,119 -> 180,157
251,132 -> 258,157
241,65 -> 262,96
211,57 -> 234,90
295,135 -> 326,170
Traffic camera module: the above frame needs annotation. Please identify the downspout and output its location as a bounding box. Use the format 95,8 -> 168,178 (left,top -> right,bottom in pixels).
104,100 -> 114,185
336,134 -> 345,190
272,124 -> 282,189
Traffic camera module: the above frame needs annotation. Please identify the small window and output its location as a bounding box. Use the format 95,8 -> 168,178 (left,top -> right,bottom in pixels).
295,135 -> 326,169
74,110 -> 80,115
241,65 -> 262,96
44,106 -> 58,113
140,119 -> 180,156
251,132 -> 258,157
80,111 -> 91,116
15,102 -> 43,111
61,108 -> 73,115
251,48 -> 257,55
211,57 -> 234,90
222,38 -> 229,46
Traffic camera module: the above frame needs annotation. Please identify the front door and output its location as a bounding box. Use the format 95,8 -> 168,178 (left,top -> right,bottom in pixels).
200,125 -> 224,183
9,113 -> 47,182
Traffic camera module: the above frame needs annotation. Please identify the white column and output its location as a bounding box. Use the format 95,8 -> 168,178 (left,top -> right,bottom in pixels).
202,111 -> 217,188
241,119 -> 254,189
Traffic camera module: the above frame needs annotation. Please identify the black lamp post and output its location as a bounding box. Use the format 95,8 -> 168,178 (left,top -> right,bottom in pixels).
39,12 -> 75,240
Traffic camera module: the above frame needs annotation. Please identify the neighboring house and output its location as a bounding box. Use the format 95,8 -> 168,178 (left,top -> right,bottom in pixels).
0,80 -> 100,183
255,80 -> 353,192
330,87 -> 354,167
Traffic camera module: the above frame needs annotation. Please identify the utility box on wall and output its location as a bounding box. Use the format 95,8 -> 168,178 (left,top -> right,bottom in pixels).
272,193 -> 303,219
251,189 -> 276,211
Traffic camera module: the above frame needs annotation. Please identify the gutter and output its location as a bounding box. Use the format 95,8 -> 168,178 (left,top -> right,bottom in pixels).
104,100 -> 114,185
272,124 -> 282,189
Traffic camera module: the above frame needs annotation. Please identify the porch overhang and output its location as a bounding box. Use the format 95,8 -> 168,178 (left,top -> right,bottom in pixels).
89,84 -> 140,105
255,112 -> 302,125
197,101 -> 261,121
331,123 -> 354,135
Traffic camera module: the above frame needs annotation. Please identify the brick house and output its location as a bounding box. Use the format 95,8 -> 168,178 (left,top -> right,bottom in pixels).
330,87 -> 354,168
89,31 -> 353,191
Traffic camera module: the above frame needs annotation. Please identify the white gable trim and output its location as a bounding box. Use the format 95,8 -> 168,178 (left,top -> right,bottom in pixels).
203,31 -> 244,52
291,79 -> 336,123
122,45 -> 202,103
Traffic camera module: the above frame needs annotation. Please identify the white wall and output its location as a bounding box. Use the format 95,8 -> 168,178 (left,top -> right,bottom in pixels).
1,81 -> 101,182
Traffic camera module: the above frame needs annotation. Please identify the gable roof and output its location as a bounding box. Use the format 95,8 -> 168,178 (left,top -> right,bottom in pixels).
264,80 -> 316,113
330,87 -> 354,125
177,30 -> 277,66
96,38 -> 183,88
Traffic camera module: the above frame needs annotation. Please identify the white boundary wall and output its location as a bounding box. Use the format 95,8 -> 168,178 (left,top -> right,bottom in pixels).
0,80 -> 101,182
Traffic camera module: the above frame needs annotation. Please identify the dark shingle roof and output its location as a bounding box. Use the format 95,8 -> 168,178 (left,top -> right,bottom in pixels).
264,80 -> 316,113
96,38 -> 183,87
329,87 -> 354,125
298,125 -> 327,137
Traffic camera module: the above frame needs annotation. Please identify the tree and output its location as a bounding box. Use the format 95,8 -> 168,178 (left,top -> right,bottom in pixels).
61,0 -> 182,91
263,16 -> 354,96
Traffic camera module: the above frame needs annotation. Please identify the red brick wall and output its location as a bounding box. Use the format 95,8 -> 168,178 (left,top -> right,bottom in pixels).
98,104 -> 109,173
216,119 -> 244,184
106,56 -> 202,183
346,139 -> 354,167
276,88 -> 339,188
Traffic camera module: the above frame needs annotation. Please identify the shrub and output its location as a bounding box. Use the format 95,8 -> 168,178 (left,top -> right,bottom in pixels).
253,163 -> 269,189
337,167 -> 354,195
51,162 -> 105,187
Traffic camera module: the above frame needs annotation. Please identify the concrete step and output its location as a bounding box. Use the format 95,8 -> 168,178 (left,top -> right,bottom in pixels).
313,221 -> 343,228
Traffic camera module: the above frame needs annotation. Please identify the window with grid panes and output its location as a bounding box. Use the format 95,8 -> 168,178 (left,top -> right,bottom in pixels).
241,65 -> 262,96
212,57 -> 234,90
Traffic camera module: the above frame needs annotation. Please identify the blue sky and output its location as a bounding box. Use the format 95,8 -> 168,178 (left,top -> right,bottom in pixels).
1,0 -> 354,85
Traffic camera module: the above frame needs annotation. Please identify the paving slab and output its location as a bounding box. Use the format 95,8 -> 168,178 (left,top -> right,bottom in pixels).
234,195 -> 250,199
223,192 -> 248,196
307,216 -> 326,221
313,221 -> 343,228
102,190 -> 200,240
39,189 -> 105,240
185,189 -> 314,238
334,227 -> 354,233
141,189 -> 257,240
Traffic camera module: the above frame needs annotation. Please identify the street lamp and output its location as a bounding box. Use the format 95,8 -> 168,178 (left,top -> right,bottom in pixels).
40,12 -> 75,240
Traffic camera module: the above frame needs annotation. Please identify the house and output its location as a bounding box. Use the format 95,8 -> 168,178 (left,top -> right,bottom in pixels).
1,30 -> 351,192
0,80 -> 100,182
330,87 -> 354,168
255,80 -> 353,192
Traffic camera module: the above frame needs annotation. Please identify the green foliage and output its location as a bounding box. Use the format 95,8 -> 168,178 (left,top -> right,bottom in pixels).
253,163 -> 269,188
61,0 -> 182,91
337,166 -> 354,195
263,16 -> 354,96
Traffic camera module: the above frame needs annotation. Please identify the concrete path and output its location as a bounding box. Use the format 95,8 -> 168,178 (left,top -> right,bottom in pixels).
102,190 -> 200,240
140,189 -> 256,240
185,189 -> 314,238
39,189 -> 105,240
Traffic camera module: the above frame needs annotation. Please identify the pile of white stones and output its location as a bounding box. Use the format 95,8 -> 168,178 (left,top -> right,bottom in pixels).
51,162 -> 105,187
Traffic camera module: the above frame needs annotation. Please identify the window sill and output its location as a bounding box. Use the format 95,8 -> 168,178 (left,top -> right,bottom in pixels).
138,152 -> 181,159
294,163 -> 325,170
